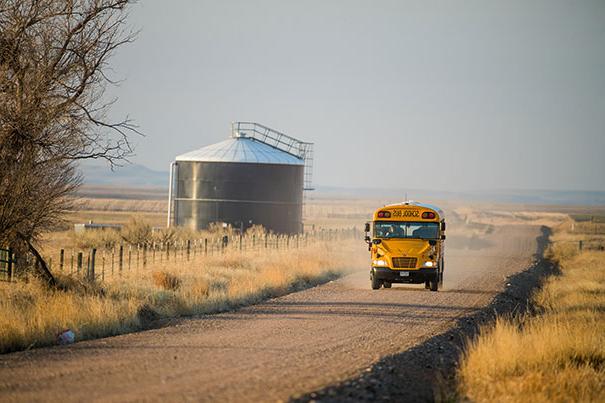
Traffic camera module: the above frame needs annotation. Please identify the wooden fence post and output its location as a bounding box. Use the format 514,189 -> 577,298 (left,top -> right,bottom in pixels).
187,240 -> 191,260
143,244 -> 147,267
59,249 -> 64,272
77,252 -> 83,275
7,248 -> 13,282
119,245 -> 124,273
90,248 -> 96,281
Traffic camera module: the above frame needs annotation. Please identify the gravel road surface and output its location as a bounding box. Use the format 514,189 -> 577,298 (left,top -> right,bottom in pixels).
0,224 -> 542,402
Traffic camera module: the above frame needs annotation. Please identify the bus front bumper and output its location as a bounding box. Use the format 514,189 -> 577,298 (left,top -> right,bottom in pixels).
371,267 -> 438,284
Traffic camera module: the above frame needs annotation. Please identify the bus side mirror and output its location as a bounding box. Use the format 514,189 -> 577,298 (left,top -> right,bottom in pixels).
441,234 -> 446,240
441,221 -> 446,231
364,235 -> 371,243
429,240 -> 437,246
364,222 -> 370,233
372,239 -> 382,245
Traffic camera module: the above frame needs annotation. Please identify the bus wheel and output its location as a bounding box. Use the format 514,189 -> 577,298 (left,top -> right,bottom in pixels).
425,280 -> 430,289
371,275 -> 383,290
439,259 -> 445,287
429,276 -> 439,292
383,281 -> 392,288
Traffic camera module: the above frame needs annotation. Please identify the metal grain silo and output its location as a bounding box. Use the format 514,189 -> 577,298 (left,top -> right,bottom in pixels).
167,122 -> 313,234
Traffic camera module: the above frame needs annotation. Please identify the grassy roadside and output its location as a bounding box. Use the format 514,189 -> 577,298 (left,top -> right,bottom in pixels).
0,239 -> 365,354
457,220 -> 605,402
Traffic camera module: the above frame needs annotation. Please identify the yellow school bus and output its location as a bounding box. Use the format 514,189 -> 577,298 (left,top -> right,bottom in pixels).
364,201 -> 446,291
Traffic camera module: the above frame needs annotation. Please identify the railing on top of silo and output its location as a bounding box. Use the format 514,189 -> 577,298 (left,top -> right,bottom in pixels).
231,122 -> 314,191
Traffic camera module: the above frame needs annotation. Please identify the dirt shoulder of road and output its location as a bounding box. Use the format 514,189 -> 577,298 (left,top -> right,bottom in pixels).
292,226 -> 555,403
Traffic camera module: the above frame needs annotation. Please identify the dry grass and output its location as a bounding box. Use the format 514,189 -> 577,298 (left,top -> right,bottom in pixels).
458,220 -> 605,403
0,278 -> 141,353
0,239 -> 365,354
73,198 -> 167,213
152,271 -> 181,290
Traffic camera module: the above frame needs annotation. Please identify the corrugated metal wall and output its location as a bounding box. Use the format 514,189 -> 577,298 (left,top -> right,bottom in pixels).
174,161 -> 304,234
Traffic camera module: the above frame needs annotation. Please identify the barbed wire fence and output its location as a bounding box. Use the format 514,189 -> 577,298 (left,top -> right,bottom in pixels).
30,227 -> 362,283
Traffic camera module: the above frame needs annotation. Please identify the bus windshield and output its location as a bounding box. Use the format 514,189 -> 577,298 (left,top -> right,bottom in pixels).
374,222 -> 439,239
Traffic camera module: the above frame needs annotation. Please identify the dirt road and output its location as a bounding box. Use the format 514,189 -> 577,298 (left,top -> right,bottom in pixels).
0,225 -> 542,402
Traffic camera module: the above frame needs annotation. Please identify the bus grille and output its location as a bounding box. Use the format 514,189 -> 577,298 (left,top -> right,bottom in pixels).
392,257 -> 417,268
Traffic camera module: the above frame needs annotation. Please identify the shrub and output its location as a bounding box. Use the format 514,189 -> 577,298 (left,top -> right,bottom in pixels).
152,271 -> 181,291
190,278 -> 210,297
121,218 -> 153,245
70,229 -> 121,250
246,224 -> 268,237
152,227 -> 177,244
207,222 -> 233,236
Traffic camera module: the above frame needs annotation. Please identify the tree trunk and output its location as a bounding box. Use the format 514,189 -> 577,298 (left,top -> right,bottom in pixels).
17,233 -> 56,287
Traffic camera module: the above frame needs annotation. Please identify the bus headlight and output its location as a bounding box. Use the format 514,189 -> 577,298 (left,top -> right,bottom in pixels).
423,261 -> 434,267
373,259 -> 387,267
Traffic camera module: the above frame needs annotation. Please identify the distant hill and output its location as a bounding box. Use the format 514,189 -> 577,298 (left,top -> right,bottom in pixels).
78,161 -> 168,188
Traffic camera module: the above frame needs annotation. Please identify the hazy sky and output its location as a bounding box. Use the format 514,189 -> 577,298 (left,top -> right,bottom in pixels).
107,0 -> 605,192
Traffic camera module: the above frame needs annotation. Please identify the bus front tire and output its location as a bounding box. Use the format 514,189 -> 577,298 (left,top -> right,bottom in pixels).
438,258 -> 445,287
429,276 -> 439,292
383,281 -> 392,288
371,275 -> 383,290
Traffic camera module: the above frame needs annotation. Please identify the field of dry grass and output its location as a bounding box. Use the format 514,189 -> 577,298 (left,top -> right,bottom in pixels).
457,218 -> 605,402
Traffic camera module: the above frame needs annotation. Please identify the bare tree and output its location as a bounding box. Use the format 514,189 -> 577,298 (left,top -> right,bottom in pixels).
0,0 -> 139,283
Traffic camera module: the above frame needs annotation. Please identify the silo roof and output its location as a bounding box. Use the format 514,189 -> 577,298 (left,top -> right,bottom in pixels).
175,137 -> 304,166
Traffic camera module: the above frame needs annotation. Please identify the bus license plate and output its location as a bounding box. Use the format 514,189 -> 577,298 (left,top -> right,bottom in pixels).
399,271 -> 409,277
